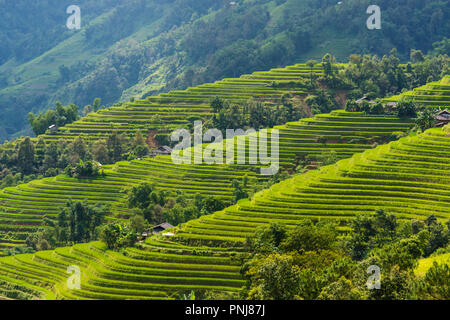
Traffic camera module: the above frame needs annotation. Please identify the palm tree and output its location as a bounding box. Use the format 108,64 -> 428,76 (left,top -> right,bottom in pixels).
415,108 -> 436,132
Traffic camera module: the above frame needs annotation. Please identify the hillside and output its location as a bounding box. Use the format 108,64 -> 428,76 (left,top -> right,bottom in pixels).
415,252 -> 450,277
177,125 -> 450,244
1,0 -> 449,140
29,63 -> 325,145
0,124 -> 448,300
383,75 -> 450,107
0,110 -> 414,253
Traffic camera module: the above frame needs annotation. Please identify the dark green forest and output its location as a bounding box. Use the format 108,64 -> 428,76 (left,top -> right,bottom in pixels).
0,0 -> 449,141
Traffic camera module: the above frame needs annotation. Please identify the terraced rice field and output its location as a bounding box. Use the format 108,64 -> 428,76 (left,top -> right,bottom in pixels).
0,111 -> 414,251
174,125 -> 450,244
0,240 -> 244,300
0,124 -> 447,300
35,64 -> 324,145
415,252 -> 450,277
383,75 -> 450,107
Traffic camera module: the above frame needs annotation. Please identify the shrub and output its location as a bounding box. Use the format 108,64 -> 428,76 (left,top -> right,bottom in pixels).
65,160 -> 101,178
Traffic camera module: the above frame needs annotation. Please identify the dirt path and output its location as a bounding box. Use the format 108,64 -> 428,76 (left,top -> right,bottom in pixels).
146,129 -> 159,149
334,90 -> 348,108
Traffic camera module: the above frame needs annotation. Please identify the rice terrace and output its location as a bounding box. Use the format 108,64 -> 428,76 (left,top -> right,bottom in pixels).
0,0 -> 448,309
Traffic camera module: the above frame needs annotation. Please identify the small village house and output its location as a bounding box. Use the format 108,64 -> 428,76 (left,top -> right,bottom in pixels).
152,146 -> 173,157
48,124 -> 58,133
152,222 -> 175,234
356,96 -> 377,105
435,109 -> 450,127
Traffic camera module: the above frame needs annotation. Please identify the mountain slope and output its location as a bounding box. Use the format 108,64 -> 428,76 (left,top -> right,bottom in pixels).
0,110 -> 413,251
31,63 -> 325,145
1,0 -> 449,140
0,124 -> 447,300
177,126 -> 450,244
383,75 -> 450,107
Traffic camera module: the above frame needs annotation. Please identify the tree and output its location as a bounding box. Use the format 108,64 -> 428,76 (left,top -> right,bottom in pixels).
231,179 -> 248,203
17,137 -> 35,174
369,102 -> 384,115
130,214 -> 148,234
345,100 -> 359,112
91,140 -> 109,164
93,98 -> 101,112
200,196 -> 225,215
253,222 -> 287,253
28,102 -> 79,135
321,53 -> 334,79
25,228 -> 56,251
425,220 -> 448,256
56,200 -> 107,244
70,136 -> 87,164
318,277 -> 366,300
367,265 -> 415,300
280,220 -> 337,252
132,132 -> 149,158
107,132 -> 127,162
36,239 -> 51,251
410,49 -> 425,63
345,215 -> 377,260
432,37 -> 450,56
100,223 -> 137,250
43,142 -> 59,170
372,209 -> 398,244
396,99 -> 417,118
127,183 -> 155,210
415,108 -> 436,132
211,96 -> 225,113
245,253 -> 301,300
306,60 -> 317,84
349,54 -> 361,66
83,105 -> 93,116
416,262 -> 449,299
66,160 -> 101,178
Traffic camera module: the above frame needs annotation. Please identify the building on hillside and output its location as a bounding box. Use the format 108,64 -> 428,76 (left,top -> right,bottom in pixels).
384,101 -> 398,108
48,124 -> 59,133
152,146 -> 173,157
382,101 -> 398,112
435,109 -> 450,127
356,96 -> 377,105
153,223 -> 174,234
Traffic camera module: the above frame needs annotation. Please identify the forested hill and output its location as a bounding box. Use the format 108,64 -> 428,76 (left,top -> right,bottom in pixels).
1,0 -> 449,141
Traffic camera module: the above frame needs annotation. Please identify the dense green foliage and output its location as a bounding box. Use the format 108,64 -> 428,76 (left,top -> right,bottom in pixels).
210,96 -> 307,133
28,102 -> 79,136
0,131 -> 149,189
23,200 -> 109,251
65,160 -> 103,178
127,183 -> 226,226
53,200 -> 108,244
332,50 -> 449,98
99,223 -> 138,251
240,212 -> 449,300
